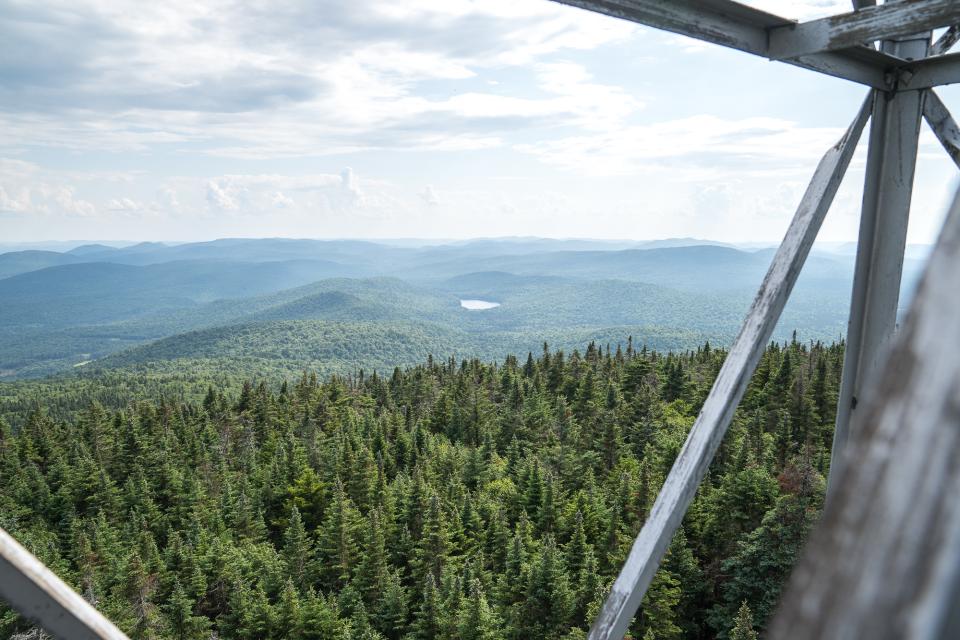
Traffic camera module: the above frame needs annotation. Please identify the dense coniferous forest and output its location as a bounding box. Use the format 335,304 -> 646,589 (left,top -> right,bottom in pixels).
0,337 -> 841,639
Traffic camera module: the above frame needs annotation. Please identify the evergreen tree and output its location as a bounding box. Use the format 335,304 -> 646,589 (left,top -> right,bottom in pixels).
521,538 -> 574,638
165,579 -> 210,640
458,579 -> 503,640
283,506 -> 316,589
412,574 -> 444,640
413,494 -> 450,588
730,601 -> 759,640
317,480 -> 361,590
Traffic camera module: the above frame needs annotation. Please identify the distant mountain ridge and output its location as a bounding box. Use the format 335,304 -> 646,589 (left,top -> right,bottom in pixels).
0,236 -> 926,379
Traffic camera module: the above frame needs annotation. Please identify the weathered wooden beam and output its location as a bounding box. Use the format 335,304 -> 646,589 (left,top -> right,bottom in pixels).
0,527 -> 129,640
550,0 -> 896,88
923,90 -> 960,169
769,187 -> 960,640
586,95 -> 873,640
930,24 -> 960,56
899,50 -> 960,88
768,0 -> 957,61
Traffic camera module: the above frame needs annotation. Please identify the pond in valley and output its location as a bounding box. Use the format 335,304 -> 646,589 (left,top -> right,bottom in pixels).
460,299 -> 501,310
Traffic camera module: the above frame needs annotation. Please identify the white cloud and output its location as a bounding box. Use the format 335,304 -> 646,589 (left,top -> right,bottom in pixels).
0,160 -> 97,216
516,115 -> 846,177
158,185 -> 181,210
206,180 -> 240,211
419,185 -> 439,206
197,168 -> 378,216
108,197 -> 142,211
339,168 -> 364,205
47,185 -> 96,216
272,191 -> 295,208
0,185 -> 30,212
0,0 -> 634,159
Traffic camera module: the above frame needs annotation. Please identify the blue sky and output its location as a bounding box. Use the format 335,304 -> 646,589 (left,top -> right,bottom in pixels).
1,0 -> 958,243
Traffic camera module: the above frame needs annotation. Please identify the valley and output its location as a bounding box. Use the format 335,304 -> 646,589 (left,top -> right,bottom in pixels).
0,237 -> 921,381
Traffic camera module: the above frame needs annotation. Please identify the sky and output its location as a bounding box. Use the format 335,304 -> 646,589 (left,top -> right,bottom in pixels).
1,0 -> 958,244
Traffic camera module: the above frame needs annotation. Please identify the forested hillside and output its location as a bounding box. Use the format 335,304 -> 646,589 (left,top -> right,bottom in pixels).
0,337 -> 839,639
0,237 -> 907,379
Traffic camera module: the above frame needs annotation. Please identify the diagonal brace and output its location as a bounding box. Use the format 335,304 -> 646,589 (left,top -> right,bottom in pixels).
923,90 -> 960,169
0,527 -> 129,640
586,94 -> 873,640
930,24 -> 960,56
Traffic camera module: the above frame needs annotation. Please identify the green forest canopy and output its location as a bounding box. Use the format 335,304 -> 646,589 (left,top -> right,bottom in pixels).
0,337 -> 839,639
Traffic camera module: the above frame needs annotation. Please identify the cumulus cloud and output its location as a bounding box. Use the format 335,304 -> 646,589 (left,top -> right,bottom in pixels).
108,197 -> 142,211
0,185 -> 30,212
339,167 -> 364,205
49,186 -> 96,216
158,185 -> 180,210
197,168 -> 377,215
206,180 -> 240,211
419,185 -> 439,206
272,191 -> 295,208
0,158 -> 98,216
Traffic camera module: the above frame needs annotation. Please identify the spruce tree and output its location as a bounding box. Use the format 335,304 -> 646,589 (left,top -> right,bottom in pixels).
413,494 -> 450,588
317,480 -> 361,590
165,579 -> 210,640
521,537 -> 573,638
730,601 -> 759,640
412,574 -> 444,640
283,506 -> 316,589
458,579 -> 503,640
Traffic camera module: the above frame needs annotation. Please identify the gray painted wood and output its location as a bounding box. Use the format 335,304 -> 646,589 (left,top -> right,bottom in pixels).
769,187 -> 960,640
586,95 -> 873,640
930,24 -> 960,56
550,0 -> 893,88
832,36 -> 930,501
0,527 -> 130,640
768,0 -> 956,60
924,90 -> 960,168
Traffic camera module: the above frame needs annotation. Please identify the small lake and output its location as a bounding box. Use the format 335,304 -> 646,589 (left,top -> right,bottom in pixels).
460,299 -> 501,310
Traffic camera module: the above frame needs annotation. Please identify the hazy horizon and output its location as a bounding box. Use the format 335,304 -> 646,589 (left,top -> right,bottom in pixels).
0,234 -> 937,251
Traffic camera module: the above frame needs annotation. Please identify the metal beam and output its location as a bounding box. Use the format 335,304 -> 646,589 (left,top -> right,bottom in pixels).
769,187 -> 960,640
550,0 -> 896,88
899,50 -> 960,88
924,90 -> 960,168
587,95 -> 872,640
0,527 -> 129,640
930,24 -> 960,56
831,37 -> 929,501
768,1 -> 957,61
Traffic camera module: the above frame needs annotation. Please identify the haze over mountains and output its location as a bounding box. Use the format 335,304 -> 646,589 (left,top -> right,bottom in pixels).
0,237 -> 926,379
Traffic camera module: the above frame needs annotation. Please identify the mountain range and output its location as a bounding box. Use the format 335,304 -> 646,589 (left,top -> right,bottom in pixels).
0,237 -> 927,379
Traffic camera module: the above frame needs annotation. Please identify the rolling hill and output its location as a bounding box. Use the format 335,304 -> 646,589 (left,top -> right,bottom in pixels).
0,237 -> 926,379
